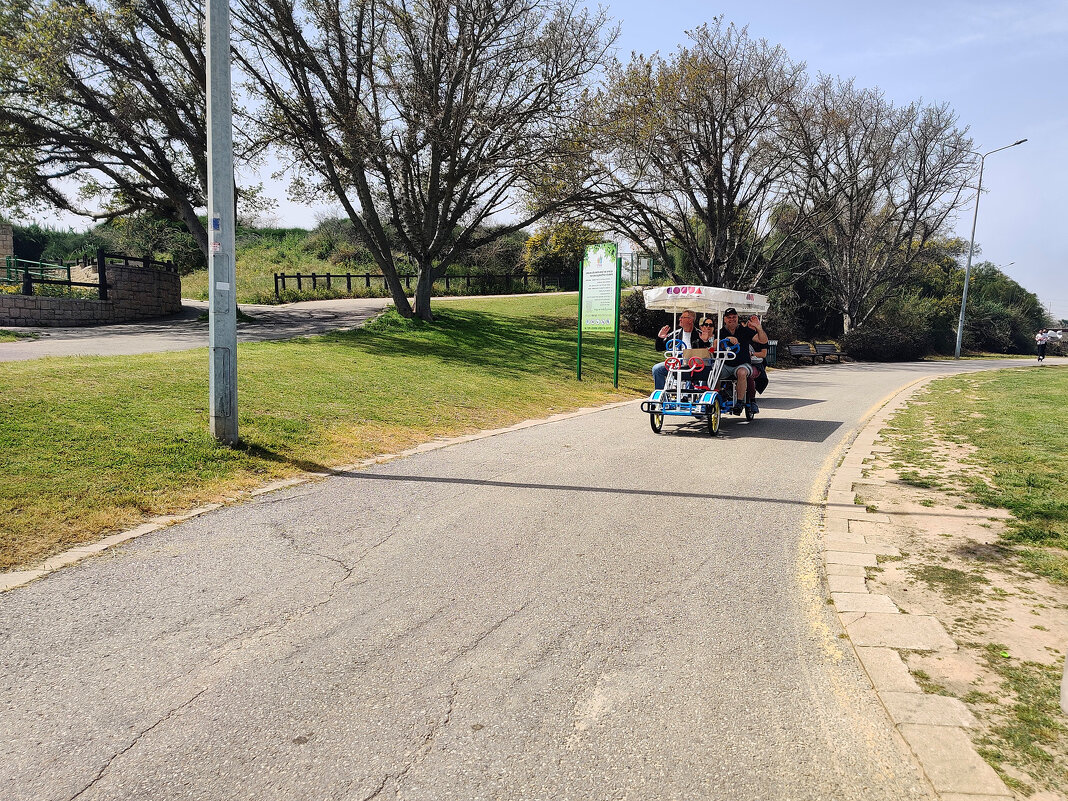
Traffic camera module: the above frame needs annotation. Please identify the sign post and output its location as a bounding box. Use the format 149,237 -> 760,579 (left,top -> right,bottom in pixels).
576,242 -> 621,387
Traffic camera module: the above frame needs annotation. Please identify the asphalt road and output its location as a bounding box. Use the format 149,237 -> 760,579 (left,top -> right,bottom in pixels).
0,297 -> 391,361
0,358 -> 1041,800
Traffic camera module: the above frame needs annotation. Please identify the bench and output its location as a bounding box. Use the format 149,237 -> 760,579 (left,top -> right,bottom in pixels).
786,343 -> 818,364
814,343 -> 844,363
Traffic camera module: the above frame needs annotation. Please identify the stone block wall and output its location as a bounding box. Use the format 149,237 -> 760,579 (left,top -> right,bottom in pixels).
0,263 -> 182,327
0,223 -> 12,260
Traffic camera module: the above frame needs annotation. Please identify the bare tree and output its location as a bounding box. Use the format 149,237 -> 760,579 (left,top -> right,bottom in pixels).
236,0 -> 615,320
0,0 -> 262,260
788,76 -> 976,332
589,21 -> 810,290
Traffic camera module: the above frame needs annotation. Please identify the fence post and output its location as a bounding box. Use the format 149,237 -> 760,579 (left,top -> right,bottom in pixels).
347,274 -> 352,293
405,274 -> 411,290
21,262 -> 33,296
296,273 -> 302,291
274,273 -> 280,300
311,272 -> 317,289
96,249 -> 108,300
365,273 -> 371,288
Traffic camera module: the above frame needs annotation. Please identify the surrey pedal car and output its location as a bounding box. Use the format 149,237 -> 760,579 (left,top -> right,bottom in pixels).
639,285 -> 769,436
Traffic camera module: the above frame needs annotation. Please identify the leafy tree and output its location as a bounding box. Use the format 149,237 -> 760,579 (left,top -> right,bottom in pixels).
236,0 -> 616,320
522,222 -> 602,276
788,77 -> 976,333
0,0 -> 264,261
590,21 -> 810,290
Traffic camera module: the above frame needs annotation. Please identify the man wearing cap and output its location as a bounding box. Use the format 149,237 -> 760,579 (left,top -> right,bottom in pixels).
719,307 -> 768,414
652,309 -> 711,390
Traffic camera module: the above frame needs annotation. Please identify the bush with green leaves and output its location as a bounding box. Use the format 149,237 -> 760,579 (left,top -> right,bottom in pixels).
619,288 -> 671,338
842,324 -> 928,361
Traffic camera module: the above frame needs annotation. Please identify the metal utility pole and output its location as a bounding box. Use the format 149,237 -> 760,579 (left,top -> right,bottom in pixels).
206,0 -> 238,443
954,138 -> 1027,359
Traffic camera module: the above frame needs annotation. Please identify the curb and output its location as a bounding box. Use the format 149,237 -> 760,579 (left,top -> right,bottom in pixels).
0,398 -> 639,594
821,376 -> 1013,800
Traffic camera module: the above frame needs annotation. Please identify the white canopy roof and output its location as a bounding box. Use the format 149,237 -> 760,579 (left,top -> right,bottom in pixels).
642,285 -> 769,315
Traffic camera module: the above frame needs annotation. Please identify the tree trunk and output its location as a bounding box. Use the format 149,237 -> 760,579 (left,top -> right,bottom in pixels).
175,198 -> 209,264
379,260 -> 413,318
413,264 -> 435,322
842,312 -> 853,334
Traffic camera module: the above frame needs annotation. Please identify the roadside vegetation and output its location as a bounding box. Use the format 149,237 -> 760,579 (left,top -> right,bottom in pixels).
0,328 -> 37,342
0,294 -> 648,571
864,365 -> 1067,796
884,366 -> 1068,582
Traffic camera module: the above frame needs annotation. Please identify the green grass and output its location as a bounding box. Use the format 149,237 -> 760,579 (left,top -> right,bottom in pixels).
0,294 -> 651,570
180,237 -> 551,305
974,643 -> 1067,795
887,367 -> 1068,583
0,329 -> 39,342
906,564 -> 990,600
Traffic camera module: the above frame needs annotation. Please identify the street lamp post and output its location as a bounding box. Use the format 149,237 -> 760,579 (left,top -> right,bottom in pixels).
954,139 -> 1028,359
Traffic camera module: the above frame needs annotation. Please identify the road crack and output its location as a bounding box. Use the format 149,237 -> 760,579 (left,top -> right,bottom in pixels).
67,687 -> 209,801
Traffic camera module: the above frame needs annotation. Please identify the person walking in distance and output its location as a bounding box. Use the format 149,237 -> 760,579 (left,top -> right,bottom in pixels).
1036,328 -> 1049,362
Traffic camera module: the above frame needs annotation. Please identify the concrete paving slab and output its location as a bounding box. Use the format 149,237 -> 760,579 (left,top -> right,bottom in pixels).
824,540 -> 902,557
825,550 -> 878,567
847,614 -> 957,650
823,530 -> 867,544
881,693 -> 977,727
827,490 -> 857,505
839,611 -> 866,627
828,575 -> 868,594
823,517 -> 850,534
826,561 -> 867,576
939,794 -> 1013,801
832,593 -> 899,613
855,648 -> 920,693
825,504 -> 892,524
850,519 -> 894,538
845,615 -> 956,653
898,724 -> 1008,796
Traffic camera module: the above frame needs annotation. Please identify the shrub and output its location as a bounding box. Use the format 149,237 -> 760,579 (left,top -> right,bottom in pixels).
619,288 -> 671,338
842,324 -> 928,361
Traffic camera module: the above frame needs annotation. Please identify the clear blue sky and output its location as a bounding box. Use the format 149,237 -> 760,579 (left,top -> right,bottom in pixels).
596,0 -> 1068,319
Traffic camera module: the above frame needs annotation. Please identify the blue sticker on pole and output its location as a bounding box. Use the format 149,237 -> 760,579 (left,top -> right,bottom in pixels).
212,215 -> 221,231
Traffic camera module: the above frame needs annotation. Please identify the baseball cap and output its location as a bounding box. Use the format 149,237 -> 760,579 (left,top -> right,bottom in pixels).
723,307 -> 738,316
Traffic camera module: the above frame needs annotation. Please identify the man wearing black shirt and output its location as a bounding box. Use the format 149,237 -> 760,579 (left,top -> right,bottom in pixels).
718,307 -> 769,414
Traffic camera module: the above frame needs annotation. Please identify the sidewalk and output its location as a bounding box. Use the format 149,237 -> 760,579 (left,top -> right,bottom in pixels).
822,376 -> 1016,801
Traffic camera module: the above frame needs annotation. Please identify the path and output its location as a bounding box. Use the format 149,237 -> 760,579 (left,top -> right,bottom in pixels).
0,297 -> 391,361
0,358 -> 1040,800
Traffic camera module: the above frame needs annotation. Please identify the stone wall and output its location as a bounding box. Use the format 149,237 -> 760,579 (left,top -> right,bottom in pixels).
0,263 -> 182,327
0,224 -> 12,260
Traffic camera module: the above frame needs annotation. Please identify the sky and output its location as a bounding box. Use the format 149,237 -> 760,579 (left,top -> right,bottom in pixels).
16,0 -> 1067,319
592,0 -> 1068,319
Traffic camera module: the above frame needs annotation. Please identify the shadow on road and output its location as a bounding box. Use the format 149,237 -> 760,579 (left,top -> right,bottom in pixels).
339,471 -> 823,508
750,397 -> 825,410
656,416 -> 843,442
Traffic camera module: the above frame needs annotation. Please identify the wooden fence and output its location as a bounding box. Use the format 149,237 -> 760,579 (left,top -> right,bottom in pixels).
274,271 -> 578,299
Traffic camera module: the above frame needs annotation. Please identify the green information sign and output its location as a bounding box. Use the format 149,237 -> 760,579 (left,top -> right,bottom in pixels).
576,242 -> 622,387
581,242 -> 619,332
